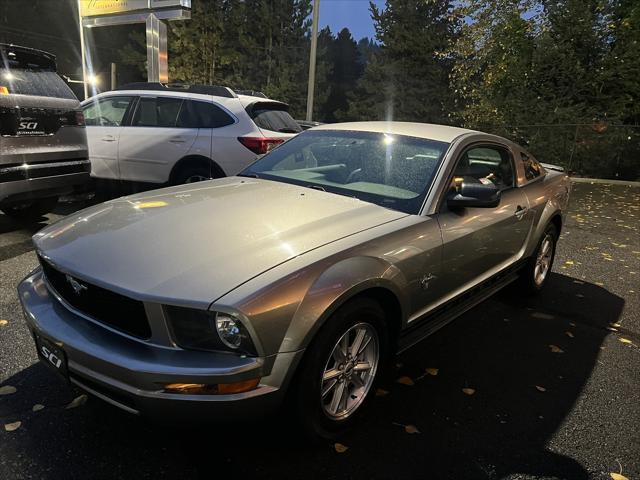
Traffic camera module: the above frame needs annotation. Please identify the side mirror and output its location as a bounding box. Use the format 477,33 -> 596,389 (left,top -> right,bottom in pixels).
447,178 -> 501,208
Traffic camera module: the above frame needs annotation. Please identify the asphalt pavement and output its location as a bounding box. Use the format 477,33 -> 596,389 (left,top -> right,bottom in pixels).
1,182 -> 638,480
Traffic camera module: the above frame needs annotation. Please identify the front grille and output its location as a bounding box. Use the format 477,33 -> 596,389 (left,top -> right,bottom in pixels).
38,255 -> 151,339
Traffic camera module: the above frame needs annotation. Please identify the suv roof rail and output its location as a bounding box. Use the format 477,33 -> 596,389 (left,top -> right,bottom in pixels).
235,90 -> 267,98
115,82 -> 237,98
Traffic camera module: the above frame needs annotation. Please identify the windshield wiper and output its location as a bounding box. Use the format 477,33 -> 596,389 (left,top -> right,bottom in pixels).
238,172 -> 259,178
278,128 -> 300,133
308,184 -> 326,192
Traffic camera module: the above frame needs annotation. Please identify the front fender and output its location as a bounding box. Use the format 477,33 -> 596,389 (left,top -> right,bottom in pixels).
278,255 -> 409,353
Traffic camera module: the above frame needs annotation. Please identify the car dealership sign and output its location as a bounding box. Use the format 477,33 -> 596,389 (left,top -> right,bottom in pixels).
78,0 -> 191,84
79,0 -> 190,18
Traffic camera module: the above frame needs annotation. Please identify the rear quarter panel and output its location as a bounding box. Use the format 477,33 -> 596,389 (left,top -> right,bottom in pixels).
521,170 -> 571,257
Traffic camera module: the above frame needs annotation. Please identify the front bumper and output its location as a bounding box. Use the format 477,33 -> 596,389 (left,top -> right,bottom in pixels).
18,270 -> 302,421
0,160 -> 90,205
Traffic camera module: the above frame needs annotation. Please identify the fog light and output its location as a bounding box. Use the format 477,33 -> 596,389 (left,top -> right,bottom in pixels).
216,314 -> 242,349
164,383 -> 216,394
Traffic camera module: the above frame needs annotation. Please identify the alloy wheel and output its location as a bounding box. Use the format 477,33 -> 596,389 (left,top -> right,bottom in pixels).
534,234 -> 554,286
320,322 -> 379,420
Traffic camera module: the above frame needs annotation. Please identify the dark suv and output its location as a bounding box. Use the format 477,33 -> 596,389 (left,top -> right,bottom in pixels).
0,44 -> 90,220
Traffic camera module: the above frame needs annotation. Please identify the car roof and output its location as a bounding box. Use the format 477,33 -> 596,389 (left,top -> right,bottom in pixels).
311,121 -> 478,143
82,90 -> 283,106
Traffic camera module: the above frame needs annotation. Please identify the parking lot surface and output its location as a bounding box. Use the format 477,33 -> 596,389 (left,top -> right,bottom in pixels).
1,182 -> 639,480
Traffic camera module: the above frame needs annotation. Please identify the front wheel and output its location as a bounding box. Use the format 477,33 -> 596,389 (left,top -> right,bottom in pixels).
518,223 -> 558,293
291,297 -> 387,440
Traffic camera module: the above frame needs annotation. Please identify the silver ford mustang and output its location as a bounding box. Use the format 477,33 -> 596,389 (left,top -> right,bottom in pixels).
19,122 -> 570,438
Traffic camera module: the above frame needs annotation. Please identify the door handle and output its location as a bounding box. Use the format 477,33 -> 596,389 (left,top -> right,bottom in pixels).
169,137 -> 185,144
515,205 -> 528,220
101,135 -> 116,142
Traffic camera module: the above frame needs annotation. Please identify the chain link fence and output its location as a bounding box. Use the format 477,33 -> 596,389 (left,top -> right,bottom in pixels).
486,124 -> 640,181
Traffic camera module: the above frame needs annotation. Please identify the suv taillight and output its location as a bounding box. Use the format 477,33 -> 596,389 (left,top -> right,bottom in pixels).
237,136 -> 284,155
75,111 -> 85,126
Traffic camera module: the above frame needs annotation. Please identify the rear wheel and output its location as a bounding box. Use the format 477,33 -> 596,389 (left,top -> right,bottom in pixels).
518,223 -> 558,293
1,196 -> 58,221
291,297 -> 387,440
172,165 -> 215,185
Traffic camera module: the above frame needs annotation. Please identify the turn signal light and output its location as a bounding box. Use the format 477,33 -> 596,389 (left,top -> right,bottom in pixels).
163,378 -> 260,395
217,378 -> 260,394
0,86 -> 8,95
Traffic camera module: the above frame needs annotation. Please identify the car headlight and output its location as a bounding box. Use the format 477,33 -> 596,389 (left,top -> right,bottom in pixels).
165,306 -> 257,356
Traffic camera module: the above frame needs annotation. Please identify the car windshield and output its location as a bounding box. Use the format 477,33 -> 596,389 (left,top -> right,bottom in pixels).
241,130 -> 449,214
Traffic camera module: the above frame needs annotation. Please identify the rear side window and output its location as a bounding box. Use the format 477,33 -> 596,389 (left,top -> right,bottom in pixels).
83,96 -> 134,126
132,97 -> 183,127
521,152 -> 543,180
248,102 -> 301,133
176,100 -> 235,128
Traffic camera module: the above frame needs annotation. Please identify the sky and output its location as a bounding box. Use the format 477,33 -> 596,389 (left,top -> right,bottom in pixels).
319,0 -> 386,41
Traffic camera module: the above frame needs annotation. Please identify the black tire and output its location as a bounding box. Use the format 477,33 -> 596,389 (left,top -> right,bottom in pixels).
517,223 -> 558,294
290,296 -> 388,440
172,165 -> 215,185
1,196 -> 58,221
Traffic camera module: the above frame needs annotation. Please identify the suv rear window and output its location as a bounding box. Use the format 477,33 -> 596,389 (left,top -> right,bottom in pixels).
0,46 -> 76,100
247,102 -> 301,134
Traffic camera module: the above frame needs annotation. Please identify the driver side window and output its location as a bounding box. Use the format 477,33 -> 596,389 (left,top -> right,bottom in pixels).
83,96 -> 134,127
453,146 -> 514,191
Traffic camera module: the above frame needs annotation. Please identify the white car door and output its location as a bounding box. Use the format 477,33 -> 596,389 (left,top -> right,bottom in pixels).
82,96 -> 134,180
117,96 -> 198,184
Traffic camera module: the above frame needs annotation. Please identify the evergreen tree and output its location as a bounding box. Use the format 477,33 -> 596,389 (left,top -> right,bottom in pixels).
346,0 -> 458,123
321,28 -> 363,122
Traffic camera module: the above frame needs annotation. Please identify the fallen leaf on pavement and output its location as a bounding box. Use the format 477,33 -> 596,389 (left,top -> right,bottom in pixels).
549,345 -> 564,353
65,394 -> 88,409
564,260 -> 574,265
4,421 -> 21,432
0,319 -> 8,326
0,385 -> 17,395
565,331 -> 574,338
462,388 -> 476,396
535,385 -> 547,392
607,326 -> 619,332
334,443 -> 348,453
619,338 -> 633,345
425,368 -> 439,376
32,404 -> 45,412
610,474 -> 629,480
396,376 -> 415,386
405,424 -> 421,434
375,388 -> 389,397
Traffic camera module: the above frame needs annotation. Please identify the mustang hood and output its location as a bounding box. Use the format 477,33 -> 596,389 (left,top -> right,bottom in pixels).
34,177 -> 406,307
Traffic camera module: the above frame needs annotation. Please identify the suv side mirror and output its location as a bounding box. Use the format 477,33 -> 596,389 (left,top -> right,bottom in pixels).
447,178 -> 501,208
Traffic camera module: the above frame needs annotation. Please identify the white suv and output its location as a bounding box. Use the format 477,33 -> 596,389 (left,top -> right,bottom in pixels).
81,83 -> 301,185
